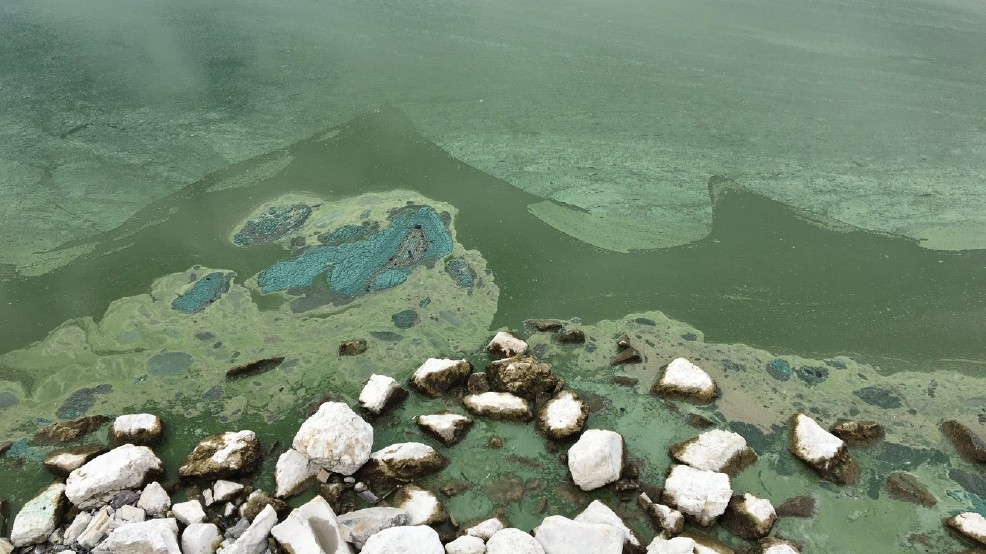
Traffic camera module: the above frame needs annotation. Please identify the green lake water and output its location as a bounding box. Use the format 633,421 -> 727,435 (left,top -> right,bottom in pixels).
1,1 -> 986,552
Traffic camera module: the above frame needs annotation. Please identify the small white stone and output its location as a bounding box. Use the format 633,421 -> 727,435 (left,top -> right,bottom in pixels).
487,331 -> 529,358
654,357 -> 717,403
274,448 -> 319,498
361,526 -> 444,554
790,413 -> 844,464
465,518 -> 505,540
292,402 -> 374,475
463,392 -> 532,420
646,536 -> 696,554
574,500 -> 640,547
66,444 -> 163,508
671,429 -> 755,474
172,499 -> 207,526
567,429 -> 625,491
111,413 -> 164,444
10,483 -> 66,547
485,528 -> 545,554
76,505 -> 113,549
662,464 -> 732,526
538,391 -> 587,440
445,535 -> 486,554
417,413 -> 473,446
359,374 -> 405,415
138,481 -> 171,517
182,522 -> 222,554
396,486 -> 446,525
534,515 -> 624,554
212,480 -> 245,503
946,511 -> 986,547
98,517 -> 181,553
113,504 -> 146,526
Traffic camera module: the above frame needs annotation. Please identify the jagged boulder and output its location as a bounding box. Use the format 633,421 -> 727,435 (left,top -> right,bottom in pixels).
410,358 -> 473,397
669,429 -> 757,475
567,429 -> 625,491
270,495 -> 352,554
487,331 -> 529,359
486,356 -> 558,399
10,483 -> 66,547
574,500 -> 642,549
275,448 -> 319,498
661,464 -> 732,527
293,402 -> 373,475
788,413 -> 859,485
97,518 -> 182,554
337,507 -> 409,550
416,413 -> 473,446
358,374 -> 407,416
538,390 -> 588,441
66,444 -> 163,508
721,493 -> 776,539
395,485 -> 447,525
535,515 -> 625,554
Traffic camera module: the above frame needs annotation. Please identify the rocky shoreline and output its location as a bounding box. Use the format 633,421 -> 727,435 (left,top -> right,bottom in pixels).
2,330 -> 986,554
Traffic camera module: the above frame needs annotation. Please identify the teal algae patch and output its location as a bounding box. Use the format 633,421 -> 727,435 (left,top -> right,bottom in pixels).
0,390 -> 18,409
147,351 -> 195,376
57,384 -> 112,419
171,272 -> 233,313
766,358 -> 793,381
796,365 -> 829,385
318,222 -> 377,245
444,256 -> 476,288
392,309 -> 419,329
233,204 -> 312,247
258,205 -> 453,297
854,386 -> 902,408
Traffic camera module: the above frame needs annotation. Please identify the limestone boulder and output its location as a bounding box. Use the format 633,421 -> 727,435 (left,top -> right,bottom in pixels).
410,358 -> 473,397
395,485 -> 446,525
109,413 -> 165,446
486,356 -> 558,399
567,429 -> 625,491
293,402 -> 374,475
661,464 -> 732,527
538,390 -> 588,441
486,528 -> 545,554
445,535 -> 486,554
337,507 -> 409,550
359,374 -> 408,416
651,358 -> 717,404
137,481 -> 171,517
535,516 -> 624,554
574,500 -> 641,549
670,429 -> 757,475
486,331 -> 529,359
416,413 -> 473,446
66,444 -> 163,508
463,392 -> 532,421
10,483 -> 66,547
360,525 -> 444,554
275,448 -> 319,498
271,495 -> 352,554
721,493 -> 776,539
788,413 -> 859,485
172,500 -> 206,526
43,445 -> 105,477
364,442 -> 448,481
945,511 -> 986,547
181,523 -> 222,554
96,517 -> 181,554
179,430 -> 261,479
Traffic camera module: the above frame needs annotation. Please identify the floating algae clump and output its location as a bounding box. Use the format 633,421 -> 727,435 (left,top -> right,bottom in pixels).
258,205 -> 453,296
171,272 -> 233,313
444,256 -> 475,288
233,204 -> 312,247
766,358 -> 793,381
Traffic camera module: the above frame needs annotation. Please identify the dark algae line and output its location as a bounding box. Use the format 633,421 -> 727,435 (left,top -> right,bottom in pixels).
1,106 -> 984,373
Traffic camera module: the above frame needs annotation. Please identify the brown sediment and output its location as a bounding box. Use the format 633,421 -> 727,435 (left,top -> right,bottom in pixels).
225,356 -> 285,379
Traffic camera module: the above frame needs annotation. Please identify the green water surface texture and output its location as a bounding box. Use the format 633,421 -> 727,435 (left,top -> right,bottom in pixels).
2,106 -> 984,374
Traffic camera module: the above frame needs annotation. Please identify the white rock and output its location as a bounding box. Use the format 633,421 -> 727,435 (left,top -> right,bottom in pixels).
274,448 -> 319,498
369,442 -> 447,479
789,413 -> 858,484
96,518 -> 181,553
653,357 -> 717,403
337,507 -> 408,550
486,331 -> 529,358
182,523 -> 222,554
662,464 -> 732,526
445,535 -> 486,554
221,504 -> 278,554
670,429 -> 756,474
212,480 -> 245,503
359,374 -> 405,415
44,447 -> 103,477
722,493 -> 776,539
271,496 -> 352,554
361,526 -> 444,554
396,485 -> 446,525
465,518 -> 505,540
138,481 -> 171,517
647,536 -> 696,554
538,391 -> 587,440
66,444 -> 163,508
113,504 -> 146,526
574,500 -> 640,547
946,511 -> 986,547
77,506 -> 113,549
110,413 -> 164,445
416,413 -> 473,446
410,358 -> 473,397
639,497 -> 684,536
567,429 -> 625,491
172,500 -> 207,526
179,430 -> 260,479
292,402 -> 374,475
485,528 -> 545,554
64,511 -> 94,545
463,392 -> 532,421
10,483 -> 66,547
534,515 -> 624,554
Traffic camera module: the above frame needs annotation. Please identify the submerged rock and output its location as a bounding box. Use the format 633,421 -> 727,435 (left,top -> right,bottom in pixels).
535,515 -> 625,554
66,444 -> 163,508
359,374 -> 408,416
179,430 -> 261,479
788,413 -> 859,485
410,358 -> 473,397
554,328 -> 586,344
651,358 -> 717,404
538,390 -> 588,441
293,402 -> 373,475
829,419 -> 884,447
10,483 -> 65,547
361,525 -> 444,554
109,413 -> 165,446
775,496 -> 815,518
721,493 -> 776,539
885,472 -> 937,507
669,429 -> 757,475
416,413 -> 474,446
662,464 -> 732,527
33,415 -> 109,445
339,338 -> 368,356
941,419 -> 986,463
43,444 -> 105,477
463,392 -> 533,421
486,356 -> 559,399
567,429 -> 625,491
487,331 -> 529,359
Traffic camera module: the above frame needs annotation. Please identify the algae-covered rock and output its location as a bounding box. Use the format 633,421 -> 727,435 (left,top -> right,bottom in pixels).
411,358 -> 473,397
538,390 -> 588,441
486,355 -> 559,399
941,419 -> 986,464
179,430 -> 261,479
